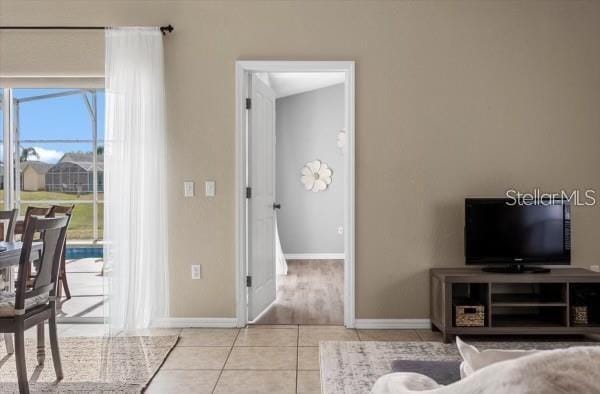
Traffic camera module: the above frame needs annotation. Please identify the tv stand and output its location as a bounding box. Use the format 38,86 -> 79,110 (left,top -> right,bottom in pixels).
430,268 -> 600,343
482,264 -> 550,274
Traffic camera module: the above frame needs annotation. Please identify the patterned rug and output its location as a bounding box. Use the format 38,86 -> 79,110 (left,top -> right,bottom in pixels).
0,336 -> 178,393
320,340 -> 600,394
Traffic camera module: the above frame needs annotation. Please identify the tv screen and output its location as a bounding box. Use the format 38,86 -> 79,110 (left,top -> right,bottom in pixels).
465,198 -> 571,265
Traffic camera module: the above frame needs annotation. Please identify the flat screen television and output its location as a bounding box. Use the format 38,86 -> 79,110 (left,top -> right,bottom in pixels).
465,198 -> 570,273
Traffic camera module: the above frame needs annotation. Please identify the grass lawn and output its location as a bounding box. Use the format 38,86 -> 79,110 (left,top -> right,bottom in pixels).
0,190 -> 103,240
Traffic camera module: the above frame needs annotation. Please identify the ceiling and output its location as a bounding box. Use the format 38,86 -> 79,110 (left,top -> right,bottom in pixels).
264,72 -> 345,98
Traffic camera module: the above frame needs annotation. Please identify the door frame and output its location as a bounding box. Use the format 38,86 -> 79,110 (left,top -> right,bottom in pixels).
235,60 -> 356,327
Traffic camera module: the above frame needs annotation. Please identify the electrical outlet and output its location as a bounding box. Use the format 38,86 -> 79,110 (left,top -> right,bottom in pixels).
191,264 -> 202,279
337,226 -> 344,235
590,265 -> 600,273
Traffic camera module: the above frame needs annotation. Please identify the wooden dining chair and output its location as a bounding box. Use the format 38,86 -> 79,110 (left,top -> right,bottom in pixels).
0,209 -> 19,354
0,215 -> 71,394
0,209 -> 18,242
47,205 -> 75,300
18,206 -> 52,241
0,209 -> 18,292
6,206 -> 56,354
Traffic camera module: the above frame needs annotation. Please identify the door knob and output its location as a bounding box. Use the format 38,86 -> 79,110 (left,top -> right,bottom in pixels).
273,203 -> 281,210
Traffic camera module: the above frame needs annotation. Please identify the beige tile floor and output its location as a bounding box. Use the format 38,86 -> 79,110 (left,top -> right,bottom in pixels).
145,325 -> 442,394
1,324 -> 442,393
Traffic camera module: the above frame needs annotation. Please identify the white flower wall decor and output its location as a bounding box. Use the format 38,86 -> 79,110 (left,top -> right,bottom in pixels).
301,160 -> 333,192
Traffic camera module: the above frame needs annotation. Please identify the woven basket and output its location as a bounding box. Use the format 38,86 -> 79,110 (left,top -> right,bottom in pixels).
571,306 -> 589,326
455,305 -> 485,327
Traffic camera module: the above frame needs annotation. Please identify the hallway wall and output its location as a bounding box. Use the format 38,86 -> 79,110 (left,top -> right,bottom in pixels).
276,84 -> 345,256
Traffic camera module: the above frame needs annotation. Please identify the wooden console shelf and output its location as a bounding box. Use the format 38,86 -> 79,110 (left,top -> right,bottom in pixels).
430,268 -> 600,343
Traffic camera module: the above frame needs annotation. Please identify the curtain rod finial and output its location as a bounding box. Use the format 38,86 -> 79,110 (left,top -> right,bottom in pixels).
160,24 -> 174,35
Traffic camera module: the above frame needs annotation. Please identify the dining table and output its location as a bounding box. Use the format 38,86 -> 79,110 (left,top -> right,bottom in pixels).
0,240 -> 44,294
0,241 -> 44,270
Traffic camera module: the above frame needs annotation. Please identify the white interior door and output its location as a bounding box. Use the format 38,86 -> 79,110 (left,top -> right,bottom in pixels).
247,74 -> 277,321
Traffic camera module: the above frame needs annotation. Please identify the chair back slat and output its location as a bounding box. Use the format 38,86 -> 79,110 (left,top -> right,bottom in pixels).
14,216 -> 70,310
33,225 -> 63,289
0,209 -> 18,242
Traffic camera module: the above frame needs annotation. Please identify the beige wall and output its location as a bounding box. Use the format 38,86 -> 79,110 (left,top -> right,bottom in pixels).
2,0 -> 600,319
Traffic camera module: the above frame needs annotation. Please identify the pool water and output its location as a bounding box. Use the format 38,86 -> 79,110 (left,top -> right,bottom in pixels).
66,246 -> 103,259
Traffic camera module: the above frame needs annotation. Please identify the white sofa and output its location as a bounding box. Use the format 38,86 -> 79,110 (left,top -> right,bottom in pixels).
371,346 -> 600,394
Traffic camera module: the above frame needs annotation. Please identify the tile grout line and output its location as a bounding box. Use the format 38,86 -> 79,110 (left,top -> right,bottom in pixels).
209,368 -> 307,371
180,345 -> 299,347
211,328 -> 241,394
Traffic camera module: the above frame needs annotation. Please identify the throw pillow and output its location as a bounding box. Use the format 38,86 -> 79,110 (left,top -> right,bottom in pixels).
456,336 -> 540,378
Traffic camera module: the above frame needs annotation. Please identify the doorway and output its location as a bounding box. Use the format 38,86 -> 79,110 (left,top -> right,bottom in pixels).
235,61 -> 355,328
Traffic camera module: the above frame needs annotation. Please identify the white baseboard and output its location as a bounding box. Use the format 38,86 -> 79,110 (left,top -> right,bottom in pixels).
57,317 -> 104,324
354,319 -> 431,329
153,318 -> 238,328
285,253 -> 345,260
153,318 -> 430,329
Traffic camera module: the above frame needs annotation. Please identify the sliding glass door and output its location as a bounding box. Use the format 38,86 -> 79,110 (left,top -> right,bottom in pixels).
1,87 -> 105,323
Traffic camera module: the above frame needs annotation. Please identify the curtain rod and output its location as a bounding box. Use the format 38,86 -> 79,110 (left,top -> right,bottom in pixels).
0,24 -> 174,35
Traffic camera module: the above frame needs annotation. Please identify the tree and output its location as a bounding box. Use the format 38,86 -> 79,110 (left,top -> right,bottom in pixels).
20,147 -> 39,162
96,146 -> 104,155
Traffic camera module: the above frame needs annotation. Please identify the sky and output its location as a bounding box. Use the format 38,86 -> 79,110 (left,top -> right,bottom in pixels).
0,88 -> 105,163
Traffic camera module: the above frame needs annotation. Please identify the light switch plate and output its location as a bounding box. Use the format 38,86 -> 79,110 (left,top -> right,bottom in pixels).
184,181 -> 195,197
205,180 -> 216,197
337,226 -> 344,235
191,264 -> 202,279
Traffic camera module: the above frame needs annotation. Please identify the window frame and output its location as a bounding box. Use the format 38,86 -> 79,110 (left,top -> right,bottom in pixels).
1,87 -> 103,242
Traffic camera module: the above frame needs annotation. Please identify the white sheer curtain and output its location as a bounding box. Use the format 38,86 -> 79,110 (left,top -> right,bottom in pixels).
104,27 -> 169,333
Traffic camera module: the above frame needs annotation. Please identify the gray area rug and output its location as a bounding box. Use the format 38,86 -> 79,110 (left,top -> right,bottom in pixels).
320,340 -> 600,394
0,336 -> 178,393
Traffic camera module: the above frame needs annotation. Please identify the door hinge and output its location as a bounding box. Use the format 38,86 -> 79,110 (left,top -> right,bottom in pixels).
246,275 -> 252,287
246,98 -> 252,110
246,187 -> 252,199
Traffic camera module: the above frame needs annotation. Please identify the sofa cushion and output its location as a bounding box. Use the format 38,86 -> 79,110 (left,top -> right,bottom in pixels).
0,292 -> 49,317
391,360 -> 461,385
456,336 -> 540,378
